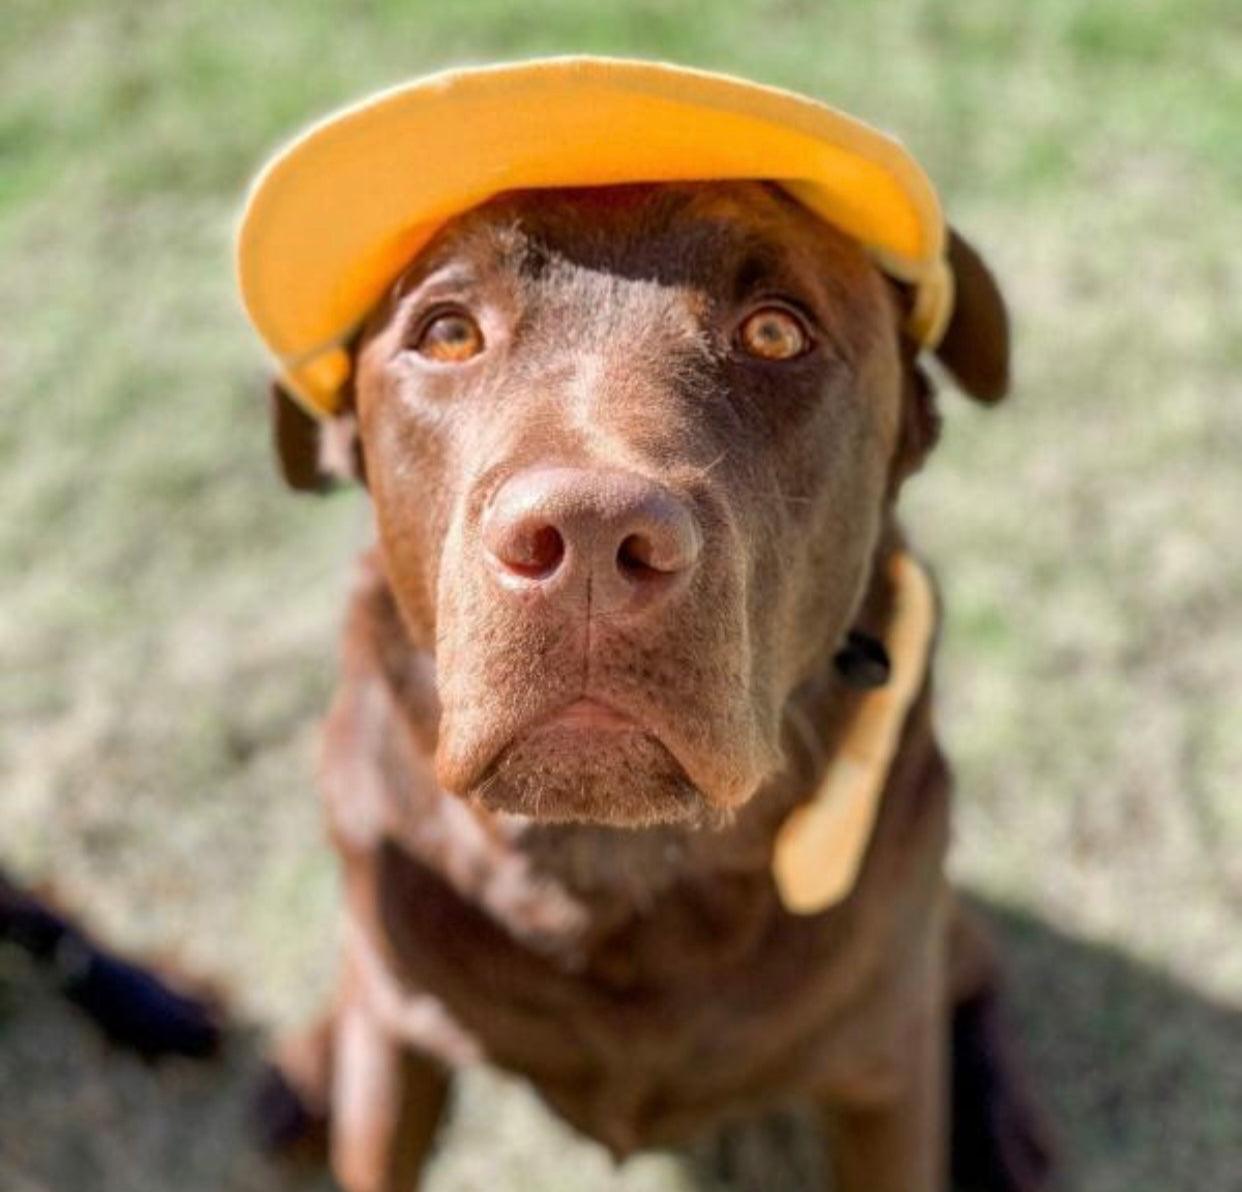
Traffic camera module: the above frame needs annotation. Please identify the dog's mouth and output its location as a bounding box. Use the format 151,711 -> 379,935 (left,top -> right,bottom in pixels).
536,697 -> 640,733
466,697 -> 710,828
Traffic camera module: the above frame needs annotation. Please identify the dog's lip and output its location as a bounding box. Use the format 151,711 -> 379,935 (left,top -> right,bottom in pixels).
518,695 -> 730,805
532,697 -> 640,734
444,689 -> 760,813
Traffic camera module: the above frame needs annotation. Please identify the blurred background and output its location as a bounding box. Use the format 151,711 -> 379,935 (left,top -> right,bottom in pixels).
2,0 -> 1240,1188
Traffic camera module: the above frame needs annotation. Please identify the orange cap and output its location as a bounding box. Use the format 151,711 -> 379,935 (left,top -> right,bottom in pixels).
237,56 -> 953,417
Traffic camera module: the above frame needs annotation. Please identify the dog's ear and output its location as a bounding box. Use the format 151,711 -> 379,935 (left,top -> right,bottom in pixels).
269,379 -> 365,492
933,228 -> 1010,403
889,349 -> 942,494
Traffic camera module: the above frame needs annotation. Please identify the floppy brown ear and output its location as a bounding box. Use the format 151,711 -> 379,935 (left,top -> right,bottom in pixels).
269,380 -> 364,492
934,228 -> 1010,403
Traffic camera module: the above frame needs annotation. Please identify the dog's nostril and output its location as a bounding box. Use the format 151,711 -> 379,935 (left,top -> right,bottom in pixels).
616,533 -> 661,579
505,524 -> 565,580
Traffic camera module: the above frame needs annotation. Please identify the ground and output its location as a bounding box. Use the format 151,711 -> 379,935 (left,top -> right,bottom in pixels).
2,1 -> 1240,1189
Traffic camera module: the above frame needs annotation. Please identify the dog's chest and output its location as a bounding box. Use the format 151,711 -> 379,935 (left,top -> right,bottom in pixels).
352,836 -> 876,1153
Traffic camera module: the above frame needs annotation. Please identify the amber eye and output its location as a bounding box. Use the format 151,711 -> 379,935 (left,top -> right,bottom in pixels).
413,309 -> 484,363
736,306 -> 810,361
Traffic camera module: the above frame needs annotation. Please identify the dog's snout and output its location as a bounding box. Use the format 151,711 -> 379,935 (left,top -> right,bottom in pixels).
482,467 -> 700,614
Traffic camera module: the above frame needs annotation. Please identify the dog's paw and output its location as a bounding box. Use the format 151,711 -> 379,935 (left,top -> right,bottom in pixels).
252,1016 -> 336,1162
950,989 -> 1055,1192
252,1060 -> 330,1161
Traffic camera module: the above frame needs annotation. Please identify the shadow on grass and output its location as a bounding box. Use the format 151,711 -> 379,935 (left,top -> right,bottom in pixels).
976,899 -> 1242,1192
1,898 -> 1238,1191
693,898 -> 1242,1192
0,949 -> 333,1192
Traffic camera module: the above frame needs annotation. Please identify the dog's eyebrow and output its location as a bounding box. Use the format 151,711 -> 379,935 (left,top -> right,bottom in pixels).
730,247 -> 807,306
386,263 -> 484,341
398,263 -> 479,303
732,251 -> 778,300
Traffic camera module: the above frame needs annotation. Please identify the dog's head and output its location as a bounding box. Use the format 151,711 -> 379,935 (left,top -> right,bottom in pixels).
275,182 -> 1007,827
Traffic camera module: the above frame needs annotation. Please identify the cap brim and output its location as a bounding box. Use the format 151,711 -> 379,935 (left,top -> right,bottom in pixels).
237,56 -> 952,416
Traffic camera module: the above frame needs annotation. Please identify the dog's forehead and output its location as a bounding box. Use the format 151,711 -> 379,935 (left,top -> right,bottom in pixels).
397,180 -> 878,300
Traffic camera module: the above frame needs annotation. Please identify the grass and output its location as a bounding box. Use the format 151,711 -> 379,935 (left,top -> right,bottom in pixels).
1,0 -> 1240,1188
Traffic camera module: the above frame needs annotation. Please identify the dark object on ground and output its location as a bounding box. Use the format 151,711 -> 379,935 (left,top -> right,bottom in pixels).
0,866 -> 221,1060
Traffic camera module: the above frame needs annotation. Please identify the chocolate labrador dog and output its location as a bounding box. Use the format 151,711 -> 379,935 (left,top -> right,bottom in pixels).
261,181 -> 1050,1191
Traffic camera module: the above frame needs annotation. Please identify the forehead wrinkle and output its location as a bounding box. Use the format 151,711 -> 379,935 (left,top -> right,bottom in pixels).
405,182 -> 793,300
472,186 -> 745,288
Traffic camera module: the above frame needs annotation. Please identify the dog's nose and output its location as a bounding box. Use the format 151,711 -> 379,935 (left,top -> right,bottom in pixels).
482,467 -> 701,615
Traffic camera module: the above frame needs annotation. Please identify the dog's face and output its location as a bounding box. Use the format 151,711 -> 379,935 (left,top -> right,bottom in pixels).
282,182 -> 1007,828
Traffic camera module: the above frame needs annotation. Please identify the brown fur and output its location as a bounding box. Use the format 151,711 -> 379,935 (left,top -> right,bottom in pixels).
262,181 -> 1051,1191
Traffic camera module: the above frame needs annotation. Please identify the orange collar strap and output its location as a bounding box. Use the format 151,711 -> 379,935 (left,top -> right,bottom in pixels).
772,551 -> 936,914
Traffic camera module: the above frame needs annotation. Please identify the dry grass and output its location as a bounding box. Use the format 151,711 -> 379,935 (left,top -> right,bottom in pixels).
2,0 -> 1240,1188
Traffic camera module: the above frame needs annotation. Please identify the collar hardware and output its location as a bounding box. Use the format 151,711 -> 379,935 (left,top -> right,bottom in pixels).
833,630 -> 892,689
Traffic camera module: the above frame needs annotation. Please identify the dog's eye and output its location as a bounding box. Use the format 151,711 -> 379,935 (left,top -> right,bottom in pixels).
413,309 -> 484,363
736,306 -> 810,361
